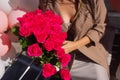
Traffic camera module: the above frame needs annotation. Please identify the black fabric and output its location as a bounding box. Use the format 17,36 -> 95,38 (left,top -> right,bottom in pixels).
1,54 -> 61,80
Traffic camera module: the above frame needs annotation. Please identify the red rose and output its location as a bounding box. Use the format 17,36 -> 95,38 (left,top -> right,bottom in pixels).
51,24 -> 62,32
56,48 -> 65,58
59,54 -> 71,67
43,40 -> 54,51
27,43 -> 42,57
54,40 -> 63,50
19,23 -> 31,37
59,32 -> 67,41
42,63 -> 57,78
34,32 -> 48,43
59,68 -> 71,80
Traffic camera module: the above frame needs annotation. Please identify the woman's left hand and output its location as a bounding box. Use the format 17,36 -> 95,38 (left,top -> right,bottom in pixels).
62,40 -> 77,53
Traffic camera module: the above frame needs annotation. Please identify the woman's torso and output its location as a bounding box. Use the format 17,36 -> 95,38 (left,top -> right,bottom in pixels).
44,0 -> 109,70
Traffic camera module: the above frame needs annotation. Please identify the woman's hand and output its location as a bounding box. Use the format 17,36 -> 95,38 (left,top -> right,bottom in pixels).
62,36 -> 91,53
62,40 -> 77,53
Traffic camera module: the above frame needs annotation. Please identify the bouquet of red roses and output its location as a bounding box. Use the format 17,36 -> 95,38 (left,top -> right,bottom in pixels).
12,9 -> 71,80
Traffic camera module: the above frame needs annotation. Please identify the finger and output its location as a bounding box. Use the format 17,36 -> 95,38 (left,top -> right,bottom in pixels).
61,45 -> 65,49
63,41 -> 68,45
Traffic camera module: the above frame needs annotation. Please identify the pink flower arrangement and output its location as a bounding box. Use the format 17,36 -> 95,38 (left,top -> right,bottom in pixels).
12,9 -> 71,80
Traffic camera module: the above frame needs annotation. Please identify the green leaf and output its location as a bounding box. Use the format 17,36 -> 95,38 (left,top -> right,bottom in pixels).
56,62 -> 61,68
22,40 -> 28,48
18,38 -> 28,50
11,26 -> 19,36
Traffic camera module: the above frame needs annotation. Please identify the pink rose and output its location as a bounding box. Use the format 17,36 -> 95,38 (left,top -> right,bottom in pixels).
42,63 -> 57,78
59,68 -> 71,80
27,43 -> 42,57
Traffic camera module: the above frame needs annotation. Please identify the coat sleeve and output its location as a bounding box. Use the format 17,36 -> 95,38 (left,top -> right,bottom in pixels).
86,0 -> 107,45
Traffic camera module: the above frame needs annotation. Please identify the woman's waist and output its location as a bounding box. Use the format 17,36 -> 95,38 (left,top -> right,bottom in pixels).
71,50 -> 95,63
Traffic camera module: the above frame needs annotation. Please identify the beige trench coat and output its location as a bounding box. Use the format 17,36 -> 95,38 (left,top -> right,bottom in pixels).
43,0 -> 109,71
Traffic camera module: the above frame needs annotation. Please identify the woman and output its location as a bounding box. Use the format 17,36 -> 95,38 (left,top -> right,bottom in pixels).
39,0 -> 110,80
